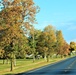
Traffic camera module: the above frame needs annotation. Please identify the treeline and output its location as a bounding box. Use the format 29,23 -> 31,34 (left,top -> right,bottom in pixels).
0,0 -> 75,61
0,24 -> 72,60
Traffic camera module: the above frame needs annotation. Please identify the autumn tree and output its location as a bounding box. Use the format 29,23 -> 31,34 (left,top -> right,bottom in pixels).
56,30 -> 67,57
70,42 -> 76,52
63,41 -> 70,57
37,25 -> 56,62
43,25 -> 56,61
0,0 -> 39,71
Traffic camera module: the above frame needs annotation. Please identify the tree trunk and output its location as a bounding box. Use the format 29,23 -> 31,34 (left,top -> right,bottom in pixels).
10,58 -> 14,71
33,54 -> 35,63
13,54 -> 16,67
3,59 -> 5,64
44,52 -> 47,60
6,58 -> 9,64
47,55 -> 50,62
14,58 -> 16,67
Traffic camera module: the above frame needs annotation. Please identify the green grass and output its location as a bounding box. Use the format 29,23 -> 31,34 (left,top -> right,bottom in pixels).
0,58 -> 67,75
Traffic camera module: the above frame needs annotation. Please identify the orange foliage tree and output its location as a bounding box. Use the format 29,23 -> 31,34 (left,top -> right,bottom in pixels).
0,0 -> 39,71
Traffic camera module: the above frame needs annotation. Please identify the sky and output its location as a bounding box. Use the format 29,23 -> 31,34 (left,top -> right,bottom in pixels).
0,0 -> 76,43
33,0 -> 76,43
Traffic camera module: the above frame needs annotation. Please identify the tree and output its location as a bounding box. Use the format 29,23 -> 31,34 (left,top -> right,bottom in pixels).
43,25 -> 56,61
37,31 -> 48,60
63,41 -> 70,57
70,41 -> 76,52
28,26 -> 42,62
37,25 -> 56,62
56,30 -> 66,57
0,0 -> 39,71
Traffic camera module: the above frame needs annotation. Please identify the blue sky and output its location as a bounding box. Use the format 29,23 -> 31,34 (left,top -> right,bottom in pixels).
34,0 -> 76,43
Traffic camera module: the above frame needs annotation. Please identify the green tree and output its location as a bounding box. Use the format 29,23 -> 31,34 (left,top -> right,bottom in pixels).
28,26 -> 41,62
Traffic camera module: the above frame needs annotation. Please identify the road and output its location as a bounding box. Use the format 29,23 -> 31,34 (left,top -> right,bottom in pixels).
17,56 -> 76,75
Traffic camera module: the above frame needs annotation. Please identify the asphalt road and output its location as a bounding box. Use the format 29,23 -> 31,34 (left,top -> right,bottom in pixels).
17,56 -> 76,75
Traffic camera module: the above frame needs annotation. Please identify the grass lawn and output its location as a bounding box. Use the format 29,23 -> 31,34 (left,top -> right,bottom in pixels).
0,57 -> 67,75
